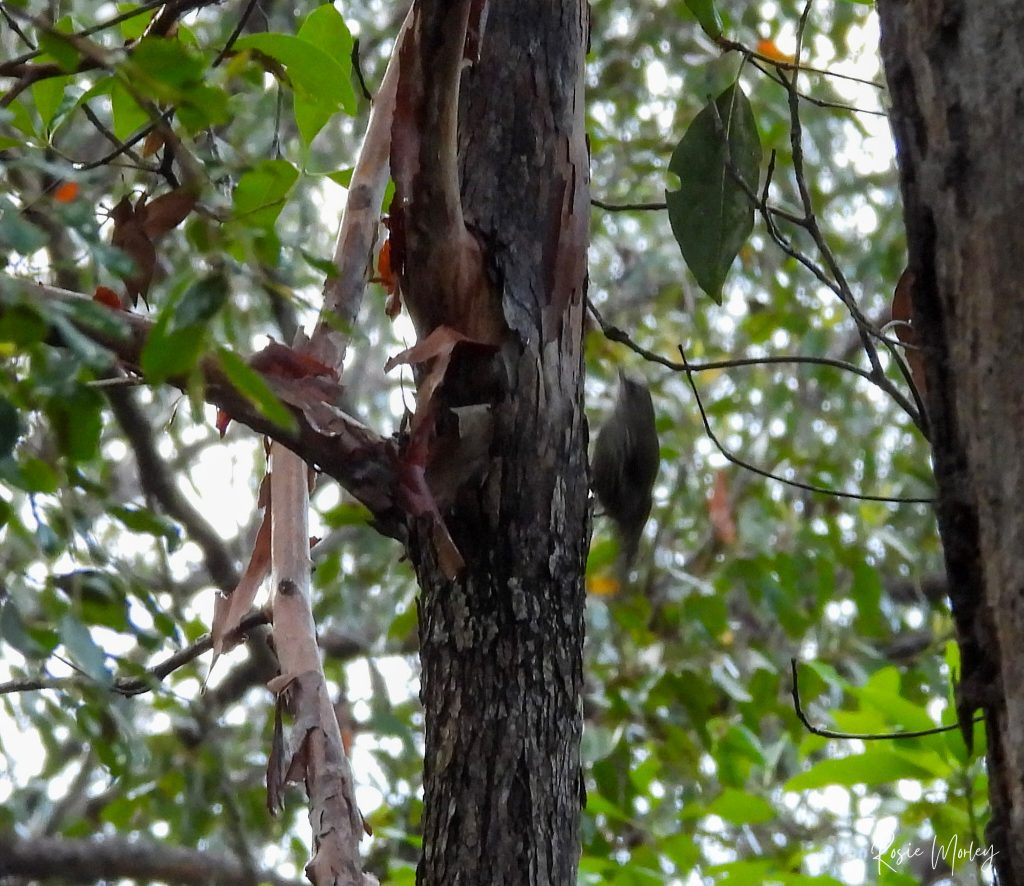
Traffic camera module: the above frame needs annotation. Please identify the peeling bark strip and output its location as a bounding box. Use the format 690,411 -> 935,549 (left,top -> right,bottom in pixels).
395,0 -> 591,883
390,0 -> 505,345
879,2 -> 1024,880
269,447 -> 375,886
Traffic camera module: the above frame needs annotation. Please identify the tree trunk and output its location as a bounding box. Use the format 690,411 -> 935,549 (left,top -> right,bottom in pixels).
879,2 -> 1024,881
399,1 -> 591,884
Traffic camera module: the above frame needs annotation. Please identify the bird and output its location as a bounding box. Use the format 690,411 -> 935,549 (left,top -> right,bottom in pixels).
591,371 -> 659,573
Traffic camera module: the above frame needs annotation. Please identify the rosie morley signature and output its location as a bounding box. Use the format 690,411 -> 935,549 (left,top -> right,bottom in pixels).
872,834 -> 997,876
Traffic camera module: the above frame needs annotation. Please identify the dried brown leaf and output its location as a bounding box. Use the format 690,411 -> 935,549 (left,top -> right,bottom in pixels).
141,130 -> 165,158
140,187 -> 197,241
708,470 -> 737,545
110,196 -> 156,306
267,375 -> 351,436
211,501 -> 272,656
251,340 -> 338,380
891,268 -> 927,400
267,696 -> 287,814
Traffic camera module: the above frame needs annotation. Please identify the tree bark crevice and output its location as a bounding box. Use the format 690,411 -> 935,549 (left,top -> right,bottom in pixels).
879,1 -> 1024,879
402,1 -> 590,882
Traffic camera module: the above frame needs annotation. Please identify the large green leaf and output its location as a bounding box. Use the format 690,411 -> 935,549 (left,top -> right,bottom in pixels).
232,159 -> 299,230
59,614 -> 113,685
785,749 -> 939,791
235,17 -> 355,146
216,347 -> 297,433
684,0 -> 724,40
666,82 -> 762,303
706,788 -> 775,825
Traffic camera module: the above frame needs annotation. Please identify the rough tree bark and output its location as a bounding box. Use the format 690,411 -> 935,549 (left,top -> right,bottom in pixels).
0,0 -> 591,880
879,2 -> 1024,881
391,0 -> 591,883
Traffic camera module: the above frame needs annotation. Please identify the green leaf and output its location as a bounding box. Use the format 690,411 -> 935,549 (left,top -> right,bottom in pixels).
110,505 -> 181,549
141,280 -> 216,383
297,5 -> 354,66
5,456 -> 59,493
319,167 -> 354,188
301,248 -> 340,278
47,386 -> 103,463
116,3 -> 158,40
855,667 -> 936,733
59,614 -> 113,685
176,84 -> 229,132
684,0 -> 724,41
706,788 -> 775,825
2,97 -> 36,138
234,32 -> 353,111
234,29 -> 354,144
118,37 -> 225,131
216,347 -> 297,432
56,295 -> 132,342
232,159 -> 299,229
141,327 -> 205,383
38,21 -> 80,73
1,601 -> 46,657
0,200 -> 48,254
125,36 -> 206,92
173,274 -> 229,329
0,302 -> 47,346
50,315 -> 115,370
32,75 -> 72,128
110,80 -> 149,141
666,82 -> 761,303
785,749 -> 938,791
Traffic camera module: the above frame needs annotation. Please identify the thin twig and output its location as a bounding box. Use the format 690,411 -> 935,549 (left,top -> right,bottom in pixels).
717,39 -> 884,90
679,344 -> 934,504
790,659 -> 982,741
0,1 -> 37,51
591,197 -> 666,212
750,59 -> 888,117
590,298 -> 892,393
591,296 -> 926,446
352,38 -> 373,103
699,80 -> 926,433
0,610 -> 271,697
74,113 -> 170,170
211,0 -> 260,68
80,102 -> 144,162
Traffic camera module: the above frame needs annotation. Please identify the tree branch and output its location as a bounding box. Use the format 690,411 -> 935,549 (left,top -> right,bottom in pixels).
308,5 -> 412,374
1,278 -> 405,537
0,832 -> 304,886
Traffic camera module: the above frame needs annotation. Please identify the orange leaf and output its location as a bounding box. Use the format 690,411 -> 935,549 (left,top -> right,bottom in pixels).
756,38 -> 796,64
891,267 -> 913,333
93,286 -> 123,310
587,574 -> 621,596
708,470 -> 737,545
373,237 -> 403,319
376,238 -> 395,290
53,181 -> 79,203
215,408 -> 232,437
891,268 -> 927,400
142,130 -> 164,157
